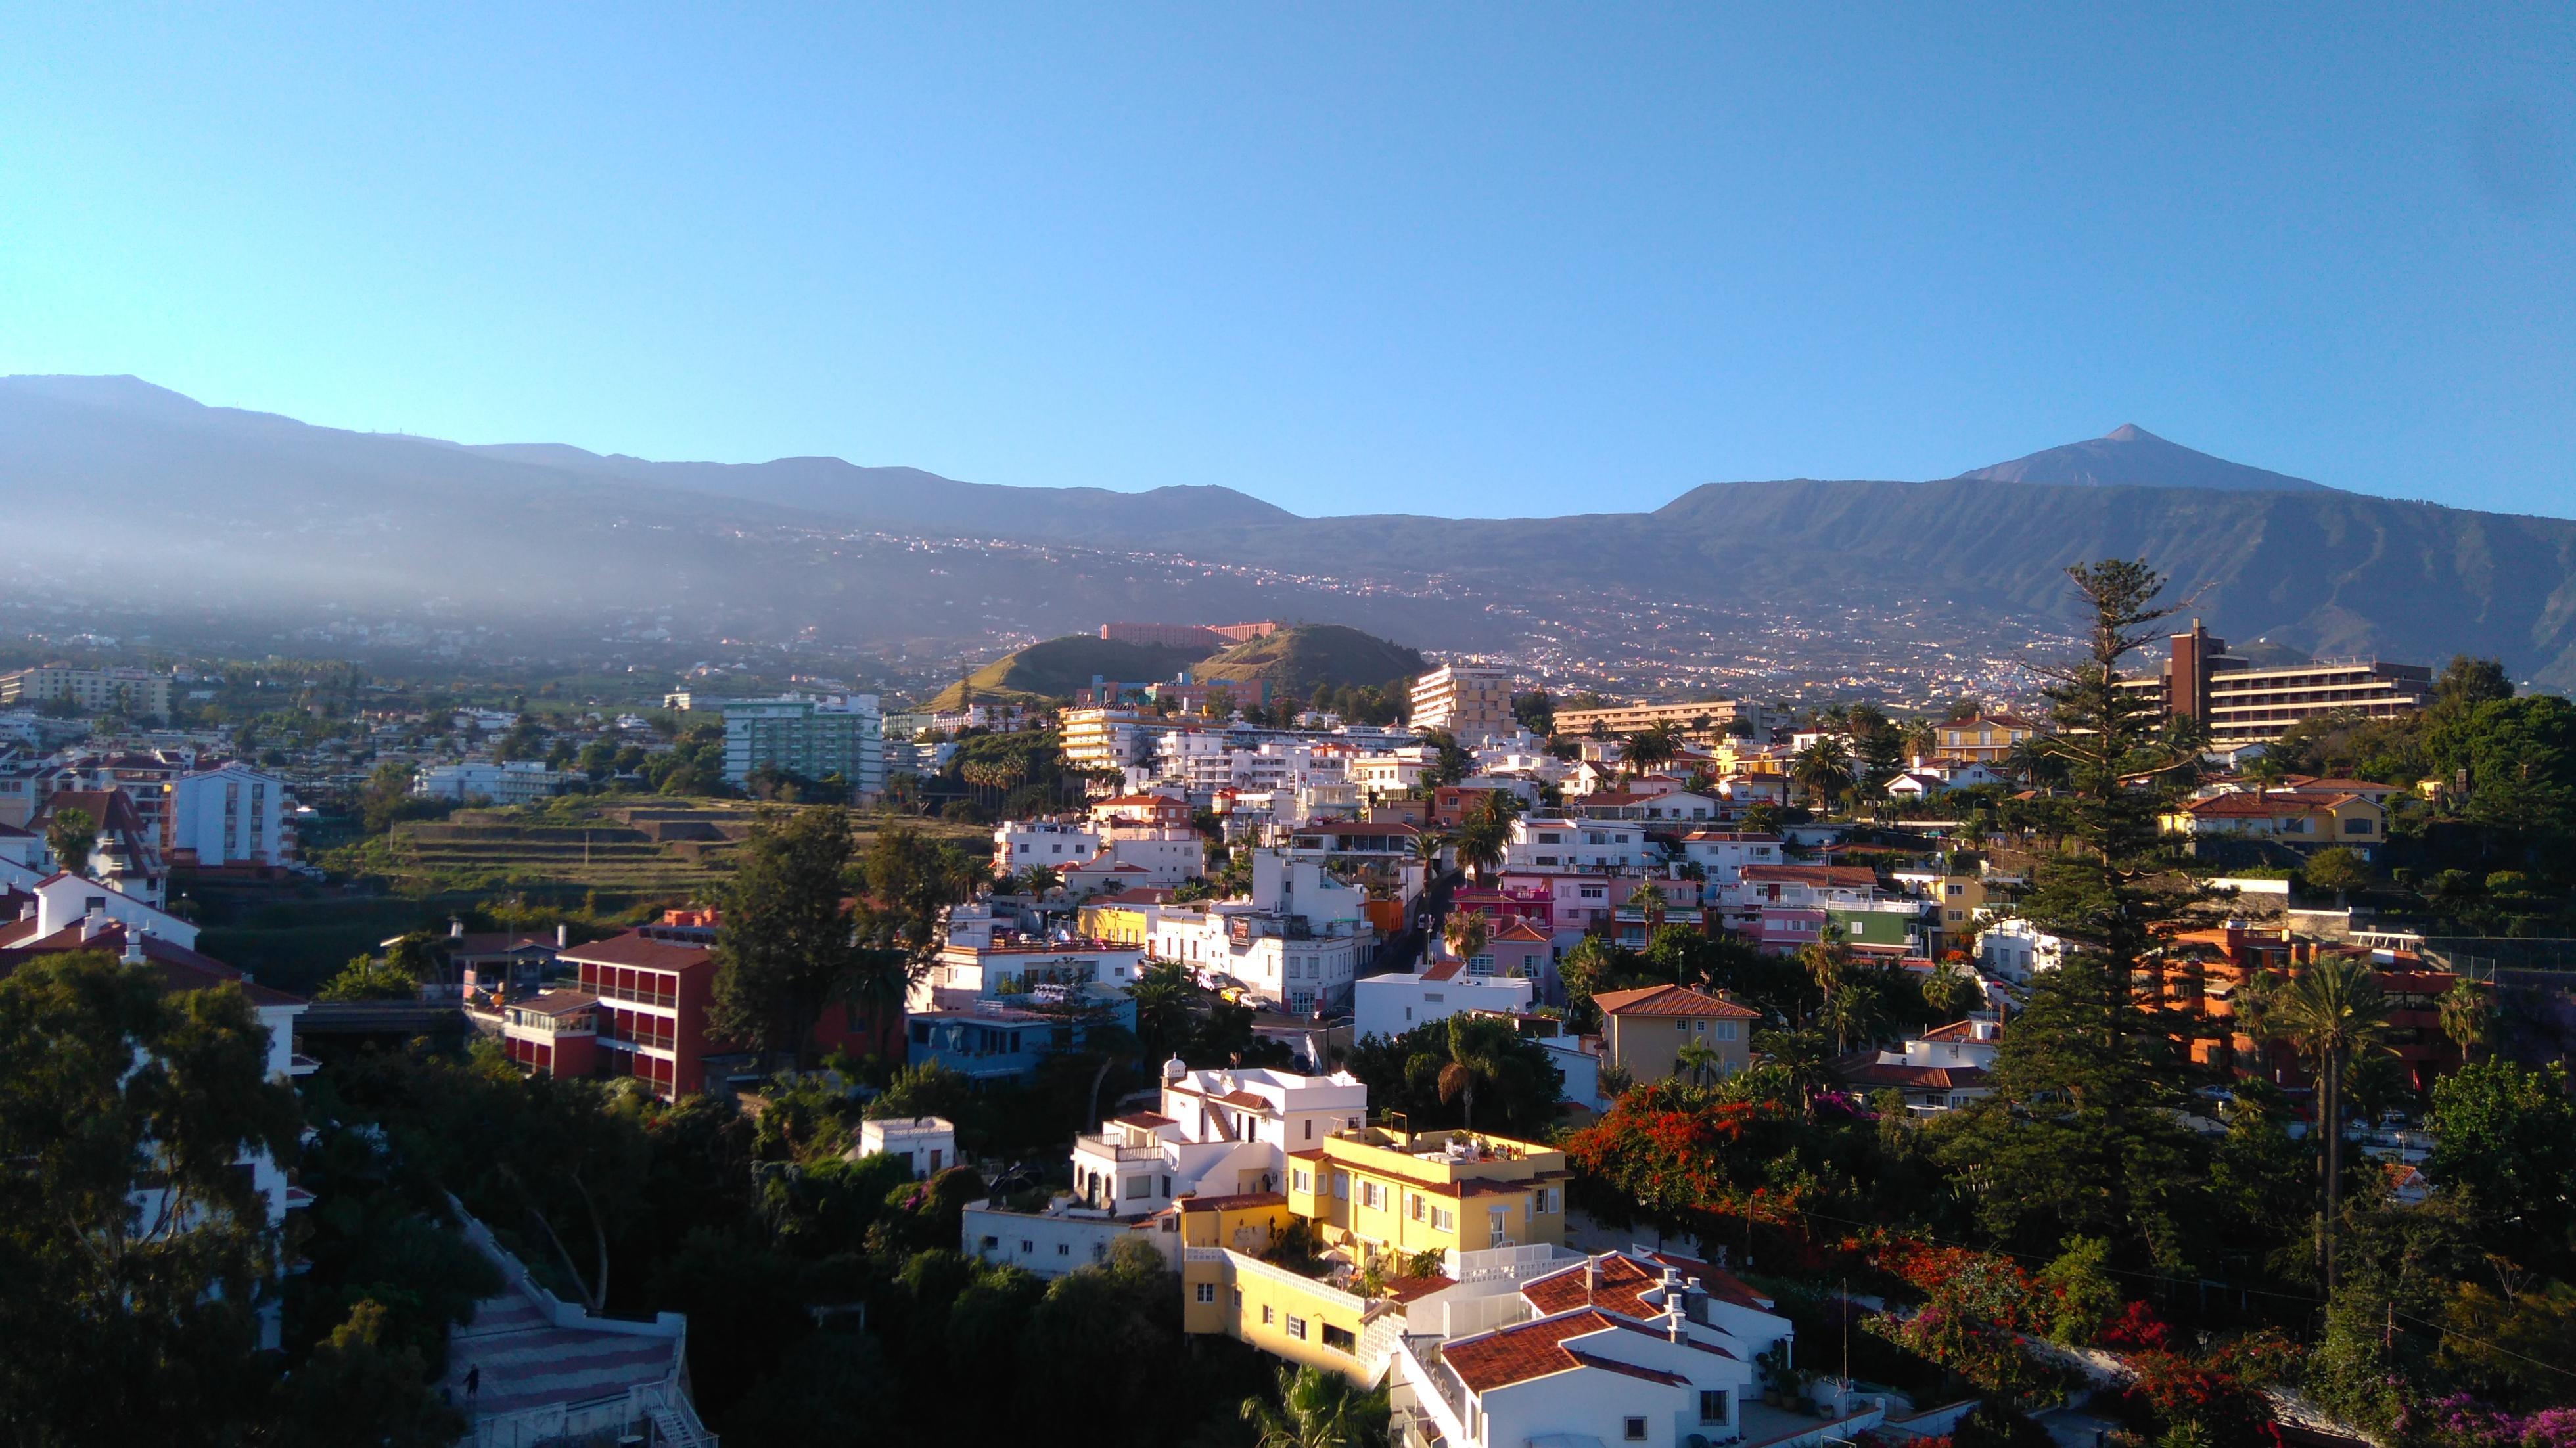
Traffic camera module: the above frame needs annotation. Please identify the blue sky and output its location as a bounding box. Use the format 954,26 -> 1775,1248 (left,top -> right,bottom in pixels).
2,6 -> 2570,518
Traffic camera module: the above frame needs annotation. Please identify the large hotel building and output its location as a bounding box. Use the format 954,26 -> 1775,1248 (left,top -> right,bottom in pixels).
2123,620 -> 2432,748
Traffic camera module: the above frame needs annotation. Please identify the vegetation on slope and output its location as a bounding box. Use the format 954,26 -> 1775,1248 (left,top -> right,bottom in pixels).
923,635 -> 1214,710
1191,623 -> 1425,696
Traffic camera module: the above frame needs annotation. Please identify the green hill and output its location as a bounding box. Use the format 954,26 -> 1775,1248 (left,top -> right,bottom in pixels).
925,635 -> 1214,710
1193,624 -> 1425,696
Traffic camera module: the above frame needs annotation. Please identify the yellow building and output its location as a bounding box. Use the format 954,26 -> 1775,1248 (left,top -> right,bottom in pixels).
1933,715 -> 2038,762
1177,1123 -> 1569,1384
1078,899 -> 1161,945
1594,984 -> 1761,1084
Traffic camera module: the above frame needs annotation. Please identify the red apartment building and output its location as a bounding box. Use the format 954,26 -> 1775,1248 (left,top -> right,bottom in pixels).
496,928 -> 881,1098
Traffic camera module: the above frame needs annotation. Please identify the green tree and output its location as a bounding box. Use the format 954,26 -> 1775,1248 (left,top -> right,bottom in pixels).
1674,1037 -> 1725,1089
2302,846 -> 2372,908
713,807 -> 861,1071
43,803 -> 97,874
316,951 -> 421,1002
1437,1013 -> 1517,1131
2272,957 -> 2389,1290
2436,980 -> 2493,1062
1442,909 -> 1491,966
1241,1363 -> 1389,1448
0,953 -> 305,1443
1793,738 -> 1852,814
1623,721 -> 1683,779
2036,1236 -> 2123,1345
2426,1059 -> 2576,1273
266,1300 -> 463,1448
1127,961 -> 1199,1063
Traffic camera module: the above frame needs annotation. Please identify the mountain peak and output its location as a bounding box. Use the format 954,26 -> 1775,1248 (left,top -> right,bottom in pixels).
1954,425 -> 2328,493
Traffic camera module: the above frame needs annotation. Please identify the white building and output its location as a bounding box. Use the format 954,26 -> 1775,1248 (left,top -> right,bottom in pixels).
1672,832 -> 1783,890
857,1116 -> 957,1178
1977,918 -> 2069,984
1410,666 -> 1515,744
721,694 -> 883,800
1354,965 -> 1536,1043
1070,1060 -> 1368,1217
413,761 -> 569,806
167,763 -> 287,867
963,1199 -> 1167,1278
1502,816 -> 1661,874
1391,1248 -> 1805,1448
993,817 -> 1206,886
910,908 -> 1147,1014
1146,851 -> 1373,1014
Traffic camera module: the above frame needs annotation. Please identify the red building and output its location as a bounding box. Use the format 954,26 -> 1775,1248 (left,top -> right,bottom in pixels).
497,989 -> 601,1079
559,932 -> 720,1098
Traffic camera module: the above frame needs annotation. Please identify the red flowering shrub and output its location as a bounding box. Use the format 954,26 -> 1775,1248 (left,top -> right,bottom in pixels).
2096,1299 -> 2173,1352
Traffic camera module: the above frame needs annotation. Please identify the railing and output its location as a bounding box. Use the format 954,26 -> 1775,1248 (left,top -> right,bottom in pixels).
590,982 -> 677,1008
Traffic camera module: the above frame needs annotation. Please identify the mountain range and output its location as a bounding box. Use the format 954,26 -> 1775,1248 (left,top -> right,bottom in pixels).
3,374 -> 2573,690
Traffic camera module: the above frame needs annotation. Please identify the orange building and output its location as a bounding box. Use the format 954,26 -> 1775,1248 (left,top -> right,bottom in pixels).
2146,923 -> 2464,1093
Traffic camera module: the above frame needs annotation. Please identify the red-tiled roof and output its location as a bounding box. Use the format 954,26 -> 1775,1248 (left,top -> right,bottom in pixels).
1592,984 -> 1760,1020
1088,887 -> 1177,906
555,930 -> 713,973
1382,1272 -> 1455,1304
1740,864 -> 1879,888
1444,1309 -> 1692,1392
0,921 -> 304,1007
1112,1111 -> 1176,1127
517,989 -> 599,1016
1918,1020 -> 1996,1043
1493,919 -> 1551,944
1421,961 -> 1463,982
1215,1089 -> 1270,1109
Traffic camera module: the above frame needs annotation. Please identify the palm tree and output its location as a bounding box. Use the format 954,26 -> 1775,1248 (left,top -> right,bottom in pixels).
1623,722 -> 1683,780
2437,980 -> 2491,1062
1410,828 -> 1450,878
1793,738 -> 1853,815
1818,985 -> 1877,1053
1630,881 -> 1668,945
1443,910 -> 1492,966
1674,1037 -> 1724,1089
2272,958 -> 2391,1291
1437,1014 -> 1517,1131
1456,813 -> 1509,886
1241,1364 -> 1389,1448
1753,1026 -> 1835,1115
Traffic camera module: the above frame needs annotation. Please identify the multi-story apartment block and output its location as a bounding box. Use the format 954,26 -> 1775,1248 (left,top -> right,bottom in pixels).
2121,620 -> 2433,747
1502,815 -> 1660,874
1410,666 -> 1515,743
167,763 -> 286,867
555,932 -> 720,1098
992,816 -> 1205,884
0,664 -> 172,719
1550,697 -> 1785,744
721,694 -> 883,799
1146,853 -> 1374,1015
1061,707 -> 1178,772
413,760 -> 569,806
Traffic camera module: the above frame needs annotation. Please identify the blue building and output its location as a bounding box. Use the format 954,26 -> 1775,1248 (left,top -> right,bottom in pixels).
906,998 -> 1135,1083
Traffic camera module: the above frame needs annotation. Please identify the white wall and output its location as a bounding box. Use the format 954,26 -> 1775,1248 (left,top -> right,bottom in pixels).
1354,972 -> 1535,1042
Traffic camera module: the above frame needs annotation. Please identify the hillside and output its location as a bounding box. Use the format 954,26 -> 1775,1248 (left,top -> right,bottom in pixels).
924,635 -> 1216,710
9,376 -> 2576,689
1191,624 -> 1425,696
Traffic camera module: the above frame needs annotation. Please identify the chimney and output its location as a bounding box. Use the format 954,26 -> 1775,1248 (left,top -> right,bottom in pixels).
449,917 -> 465,938
16,903 -> 31,922
121,926 -> 145,965
556,923 -> 570,949
1584,1255 -> 1601,1298
81,906 -> 108,942
1666,1304 -> 1686,1343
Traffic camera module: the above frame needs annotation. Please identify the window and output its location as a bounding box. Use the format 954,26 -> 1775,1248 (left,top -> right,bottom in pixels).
1285,1315 -> 1308,1341
1196,1282 -> 1216,1304
1360,1181 -> 1387,1210
1624,1418 -> 1648,1441
1423,992 -> 1444,1002
1714,1022 -> 1739,1041
1467,954 -> 1494,975
1489,1206 -> 1509,1242
980,1236 -> 1000,1250
1676,1020 -> 1690,1033
1431,1206 -> 1454,1232
1410,1193 -> 1425,1221
1232,1287 -> 1243,1309
1303,1120 -> 1313,1141
1124,1175 -> 1151,1198
1701,1390 -> 1730,1424
1332,1172 -> 1350,1200
1262,1305 -> 1274,1325
1322,1324 -> 1357,1353
1532,1187 -> 1559,1214
2345,817 -> 2373,834
1291,1168 -> 1312,1193
1021,1240 -> 1034,1254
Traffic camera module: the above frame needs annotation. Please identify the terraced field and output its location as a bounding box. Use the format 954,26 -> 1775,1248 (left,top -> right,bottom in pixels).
348,800 -> 986,899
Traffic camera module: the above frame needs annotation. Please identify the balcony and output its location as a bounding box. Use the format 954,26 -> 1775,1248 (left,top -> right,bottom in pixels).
587,980 -> 677,1009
